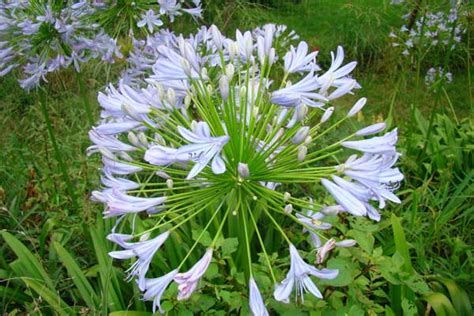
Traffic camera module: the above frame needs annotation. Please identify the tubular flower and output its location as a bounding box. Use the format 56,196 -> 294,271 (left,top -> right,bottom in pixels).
89,25 -> 403,313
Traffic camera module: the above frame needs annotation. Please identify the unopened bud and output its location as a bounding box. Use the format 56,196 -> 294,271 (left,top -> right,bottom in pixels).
355,122 -> 386,136
283,192 -> 291,202
167,88 -> 176,106
200,67 -> 208,80
226,63 -> 235,81
128,132 -> 141,147
321,205 -> 344,216
252,107 -> 259,117
304,135 -> 312,145
237,162 -> 250,178
181,58 -> 192,77
239,85 -> 247,100
137,132 -> 149,147
210,25 -> 223,50
166,178 -> 173,189
156,171 -> 171,179
335,239 -> 357,248
292,126 -> 310,144
207,84 -> 213,95
347,98 -> 367,117
284,204 -> 293,214
184,95 -> 192,109
297,145 -> 307,162
154,133 -> 165,145
219,75 -> 229,100
296,104 -> 308,121
139,232 -> 151,242
229,42 -> 239,60
321,107 -> 334,123
268,47 -> 276,65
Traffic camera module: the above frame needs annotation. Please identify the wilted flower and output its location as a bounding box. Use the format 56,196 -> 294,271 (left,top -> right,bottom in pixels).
90,25 -> 403,313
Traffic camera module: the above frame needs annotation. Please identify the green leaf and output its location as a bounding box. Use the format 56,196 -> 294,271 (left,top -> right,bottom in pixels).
221,238 -> 239,256
53,241 -> 99,308
348,229 -> 374,254
2,231 -> 55,289
436,277 -> 472,316
422,292 -> 457,316
390,214 -> 413,273
21,278 -> 72,315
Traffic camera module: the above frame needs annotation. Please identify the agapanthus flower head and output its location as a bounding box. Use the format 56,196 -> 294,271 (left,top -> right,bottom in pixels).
425,66 -> 453,89
0,1 -> 122,90
90,24 -> 403,313
389,7 -> 465,59
93,0 -> 201,39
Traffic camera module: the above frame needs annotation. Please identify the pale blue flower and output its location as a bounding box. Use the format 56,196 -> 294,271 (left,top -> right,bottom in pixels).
137,10 -> 163,33
142,269 -> 179,314
274,244 -> 338,303
109,231 -> 170,290
174,248 -> 213,300
249,277 -> 269,316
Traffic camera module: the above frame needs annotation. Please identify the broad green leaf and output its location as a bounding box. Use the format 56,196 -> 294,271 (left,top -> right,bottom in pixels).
436,277 -> 472,316
221,238 -> 239,256
2,232 -> 55,289
390,214 -> 413,273
21,278 -> 71,315
422,292 -> 457,316
53,241 -> 99,309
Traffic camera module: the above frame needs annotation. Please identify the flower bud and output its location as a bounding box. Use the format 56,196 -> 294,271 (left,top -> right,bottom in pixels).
237,162 -> 250,178
297,145 -> 307,162
304,135 -> 312,145
292,126 -> 309,144
355,122 -> 386,136
347,97 -> 367,117
128,132 -> 141,147
252,107 -> 259,117
226,63 -> 235,81
200,67 -> 208,80
283,192 -> 291,202
321,107 -> 334,123
284,204 -> 293,214
207,84 -> 213,95
137,132 -> 149,147
156,171 -> 171,179
320,205 -> 344,216
167,88 -> 176,106
184,95 -> 192,109
239,85 -> 247,100
268,47 -> 276,65
154,133 -> 165,145
219,75 -> 229,100
296,104 -> 308,121
210,25 -> 223,50
335,239 -> 357,248
181,58 -> 192,77
166,178 -> 173,189
139,232 -> 151,242
229,42 -> 239,60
